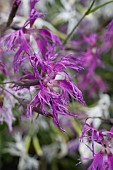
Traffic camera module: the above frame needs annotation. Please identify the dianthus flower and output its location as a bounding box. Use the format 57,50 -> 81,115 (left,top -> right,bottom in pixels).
0,0 -> 85,130
81,124 -> 113,170
25,50 -> 84,130
75,32 -> 107,98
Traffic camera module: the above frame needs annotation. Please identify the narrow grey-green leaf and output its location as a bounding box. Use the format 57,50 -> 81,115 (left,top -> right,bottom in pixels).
87,1 -> 113,14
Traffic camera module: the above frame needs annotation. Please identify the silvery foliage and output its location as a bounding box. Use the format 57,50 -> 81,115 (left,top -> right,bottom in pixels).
79,93 -> 111,162
6,133 -> 39,170
53,0 -> 81,34
86,94 -> 110,129
0,84 -> 16,131
94,0 -> 113,19
37,0 -> 55,12
29,115 -> 49,132
42,136 -> 68,162
42,143 -> 60,162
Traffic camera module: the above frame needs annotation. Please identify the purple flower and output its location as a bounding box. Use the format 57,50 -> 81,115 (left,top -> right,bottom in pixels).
0,0 -> 85,131
83,33 -> 97,46
101,19 -> 113,57
24,9 -> 45,27
81,123 -> 103,143
81,124 -> 113,169
30,0 -> 39,10
87,150 -> 113,170
33,28 -> 63,56
56,54 -> 83,72
88,152 -> 105,170
75,32 -> 107,98
26,85 -> 73,131
81,123 -> 104,157
24,50 -> 85,130
78,74 -> 107,98
105,19 -> 113,40
26,75 -> 83,130
0,29 -> 31,72
107,154 -> 113,170
68,139 -> 79,154
58,79 -> 84,104
88,151 -> 113,170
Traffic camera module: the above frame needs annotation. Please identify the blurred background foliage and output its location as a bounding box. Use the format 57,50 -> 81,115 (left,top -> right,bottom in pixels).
0,0 -> 113,170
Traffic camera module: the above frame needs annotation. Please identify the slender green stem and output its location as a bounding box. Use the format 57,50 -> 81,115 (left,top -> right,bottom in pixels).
0,85 -> 28,108
0,86 -> 52,117
6,1 -> 21,28
63,0 -> 96,45
0,85 -> 19,100
86,116 -> 113,125
0,80 -> 39,87
89,0 -> 113,14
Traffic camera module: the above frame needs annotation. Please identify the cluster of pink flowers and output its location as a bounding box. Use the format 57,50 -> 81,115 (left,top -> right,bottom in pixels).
0,0 -> 113,169
0,0 -> 84,130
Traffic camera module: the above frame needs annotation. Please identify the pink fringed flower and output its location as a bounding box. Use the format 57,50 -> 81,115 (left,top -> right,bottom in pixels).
105,19 -> 113,40
81,124 -> 113,169
88,152 -> 105,170
0,29 -> 31,72
107,154 -> 113,170
25,50 -> 85,130
0,0 -> 84,130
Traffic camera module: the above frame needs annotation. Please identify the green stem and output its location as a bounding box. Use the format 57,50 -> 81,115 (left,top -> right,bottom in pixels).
0,85 -> 28,107
63,0 -> 96,45
89,0 -> 113,14
0,80 -> 39,87
6,1 -> 21,28
0,85 -> 19,101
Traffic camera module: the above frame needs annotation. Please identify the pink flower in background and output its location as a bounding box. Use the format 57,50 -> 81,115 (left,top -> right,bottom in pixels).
74,32 -> 107,98
105,19 -> 113,41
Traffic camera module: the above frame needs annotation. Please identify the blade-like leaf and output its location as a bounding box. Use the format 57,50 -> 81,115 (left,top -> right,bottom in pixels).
87,1 -> 113,14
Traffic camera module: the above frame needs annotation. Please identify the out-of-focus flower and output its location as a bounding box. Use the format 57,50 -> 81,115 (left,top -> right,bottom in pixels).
15,0 -> 21,5
6,133 -> 39,170
105,19 -> 113,40
101,19 -> 113,57
68,139 -> 79,155
75,32 -> 107,98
